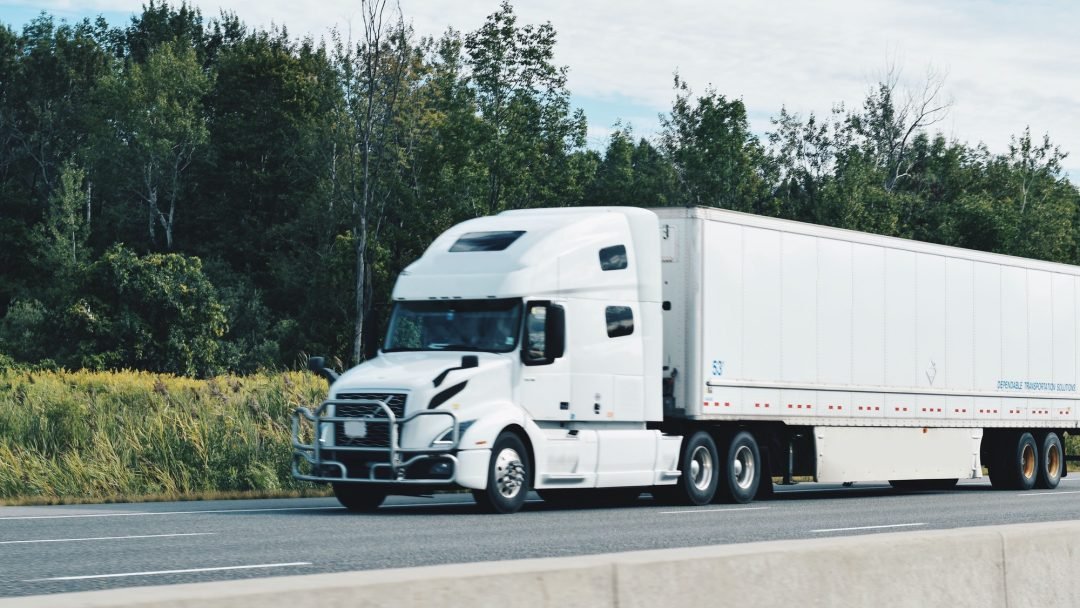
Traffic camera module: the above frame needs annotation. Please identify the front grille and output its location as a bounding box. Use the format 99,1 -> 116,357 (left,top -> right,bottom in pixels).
332,393 -> 407,448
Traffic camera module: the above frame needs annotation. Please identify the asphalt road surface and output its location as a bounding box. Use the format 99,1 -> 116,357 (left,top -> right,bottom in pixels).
2,478 -> 1079,598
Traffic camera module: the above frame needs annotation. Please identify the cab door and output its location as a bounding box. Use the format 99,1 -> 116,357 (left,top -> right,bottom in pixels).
518,301 -> 571,421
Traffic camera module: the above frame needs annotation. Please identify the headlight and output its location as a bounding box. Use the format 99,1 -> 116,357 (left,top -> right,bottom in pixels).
431,420 -> 475,446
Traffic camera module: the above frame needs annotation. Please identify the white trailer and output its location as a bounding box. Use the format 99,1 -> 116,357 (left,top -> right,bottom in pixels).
293,206 -> 1076,512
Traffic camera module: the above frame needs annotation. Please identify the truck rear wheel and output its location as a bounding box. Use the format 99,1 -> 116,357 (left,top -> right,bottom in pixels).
473,432 -> 530,514
653,431 -> 719,505
1036,432 -> 1063,489
715,430 -> 761,504
332,483 -> 387,512
990,432 -> 1038,490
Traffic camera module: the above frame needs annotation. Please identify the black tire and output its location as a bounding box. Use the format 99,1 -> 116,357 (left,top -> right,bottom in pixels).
332,483 -> 387,512
472,432 -> 530,514
1036,432 -> 1064,490
652,431 -> 719,506
889,479 -> 959,491
715,430 -> 761,504
992,432 -> 1039,490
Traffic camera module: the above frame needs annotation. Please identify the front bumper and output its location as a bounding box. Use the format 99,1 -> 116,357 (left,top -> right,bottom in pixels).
291,397 -> 461,485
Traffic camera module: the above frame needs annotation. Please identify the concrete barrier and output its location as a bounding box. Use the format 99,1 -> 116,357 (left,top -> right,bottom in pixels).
3,520 -> 1078,608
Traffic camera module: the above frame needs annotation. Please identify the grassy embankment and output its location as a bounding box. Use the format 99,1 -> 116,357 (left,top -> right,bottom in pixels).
0,368 -> 332,506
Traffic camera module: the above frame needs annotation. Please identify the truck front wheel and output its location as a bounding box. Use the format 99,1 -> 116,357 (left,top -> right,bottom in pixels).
716,430 -> 761,504
473,432 -> 530,514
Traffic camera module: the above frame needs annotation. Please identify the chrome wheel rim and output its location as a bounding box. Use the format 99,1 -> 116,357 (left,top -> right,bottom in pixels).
734,444 -> 755,490
1022,443 -> 1036,479
494,448 -> 526,499
690,445 -> 714,491
1047,442 -> 1061,478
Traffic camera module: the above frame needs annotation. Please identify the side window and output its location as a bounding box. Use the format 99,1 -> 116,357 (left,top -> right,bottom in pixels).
599,245 -> 628,271
605,306 -> 634,338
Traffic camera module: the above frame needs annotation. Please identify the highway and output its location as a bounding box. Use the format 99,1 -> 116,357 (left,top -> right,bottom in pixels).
1,478 -> 1079,598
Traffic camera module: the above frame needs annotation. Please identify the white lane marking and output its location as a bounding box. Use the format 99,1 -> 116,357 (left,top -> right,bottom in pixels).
659,507 -> 770,515
0,506 -> 344,521
1019,490 -> 1080,497
811,523 -> 925,533
24,562 -> 312,582
392,499 -> 543,508
0,532 -> 215,545
0,498 -> 545,521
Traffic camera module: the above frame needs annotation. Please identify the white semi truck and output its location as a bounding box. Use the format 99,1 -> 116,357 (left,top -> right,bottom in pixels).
293,206 -> 1076,513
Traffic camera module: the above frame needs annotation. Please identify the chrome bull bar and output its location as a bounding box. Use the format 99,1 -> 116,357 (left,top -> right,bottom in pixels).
291,398 -> 459,484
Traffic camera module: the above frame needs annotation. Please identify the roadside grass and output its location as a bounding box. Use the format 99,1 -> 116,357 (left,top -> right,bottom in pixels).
0,368 -> 327,505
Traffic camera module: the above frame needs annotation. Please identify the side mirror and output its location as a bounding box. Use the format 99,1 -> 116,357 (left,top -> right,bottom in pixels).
545,305 -> 565,360
522,302 -> 565,366
306,355 -> 340,386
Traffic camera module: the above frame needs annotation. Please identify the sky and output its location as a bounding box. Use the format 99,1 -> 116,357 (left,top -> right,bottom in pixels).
3,0 -> 1079,178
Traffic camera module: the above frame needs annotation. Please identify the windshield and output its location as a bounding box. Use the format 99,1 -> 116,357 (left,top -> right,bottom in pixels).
383,299 -> 523,353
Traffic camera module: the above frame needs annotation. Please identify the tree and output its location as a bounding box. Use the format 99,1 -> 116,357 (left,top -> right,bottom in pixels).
464,1 -> 586,214
975,129 -> 1076,262
99,39 -> 211,250
35,160 -> 91,277
846,64 -> 951,193
74,245 -> 228,375
585,125 -> 676,207
660,75 -> 770,213
329,0 -> 415,363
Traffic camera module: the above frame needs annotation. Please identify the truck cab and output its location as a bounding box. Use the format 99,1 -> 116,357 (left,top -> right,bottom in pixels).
292,207 -> 682,513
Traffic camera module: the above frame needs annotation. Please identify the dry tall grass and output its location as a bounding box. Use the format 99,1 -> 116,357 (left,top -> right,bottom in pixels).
0,368 -> 326,504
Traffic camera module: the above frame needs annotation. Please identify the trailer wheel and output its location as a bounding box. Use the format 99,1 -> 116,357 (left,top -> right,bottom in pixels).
473,432 -> 530,514
1036,432 -> 1063,490
715,430 -> 761,504
332,483 -> 387,512
653,431 -> 719,505
992,432 -> 1039,490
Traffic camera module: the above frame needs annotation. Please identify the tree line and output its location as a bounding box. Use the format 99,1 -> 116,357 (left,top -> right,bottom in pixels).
1,1 -> 1077,376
